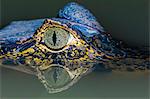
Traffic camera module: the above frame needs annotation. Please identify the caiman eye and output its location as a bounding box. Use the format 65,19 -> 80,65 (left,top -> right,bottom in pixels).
44,27 -> 70,50
35,19 -> 78,52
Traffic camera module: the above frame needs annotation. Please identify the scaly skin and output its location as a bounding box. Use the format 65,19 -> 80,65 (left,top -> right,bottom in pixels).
0,2 -> 149,93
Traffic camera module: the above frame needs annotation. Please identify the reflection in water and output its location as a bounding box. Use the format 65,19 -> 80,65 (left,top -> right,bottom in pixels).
43,66 -> 71,88
1,66 -> 149,99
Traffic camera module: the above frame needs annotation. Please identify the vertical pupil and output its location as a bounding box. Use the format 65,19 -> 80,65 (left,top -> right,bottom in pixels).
53,31 -> 57,46
53,68 -> 59,83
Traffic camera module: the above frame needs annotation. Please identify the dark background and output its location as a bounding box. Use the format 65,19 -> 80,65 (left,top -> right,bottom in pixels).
0,0 -> 149,99
0,0 -> 149,47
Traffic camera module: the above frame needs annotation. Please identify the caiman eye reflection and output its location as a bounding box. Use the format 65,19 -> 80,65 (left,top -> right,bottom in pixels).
43,66 -> 72,89
44,27 -> 70,50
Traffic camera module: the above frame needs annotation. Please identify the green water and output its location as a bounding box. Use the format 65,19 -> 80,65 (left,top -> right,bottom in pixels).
1,67 -> 149,99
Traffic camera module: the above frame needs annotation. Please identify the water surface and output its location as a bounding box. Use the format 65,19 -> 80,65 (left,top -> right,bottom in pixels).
1,67 -> 149,99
